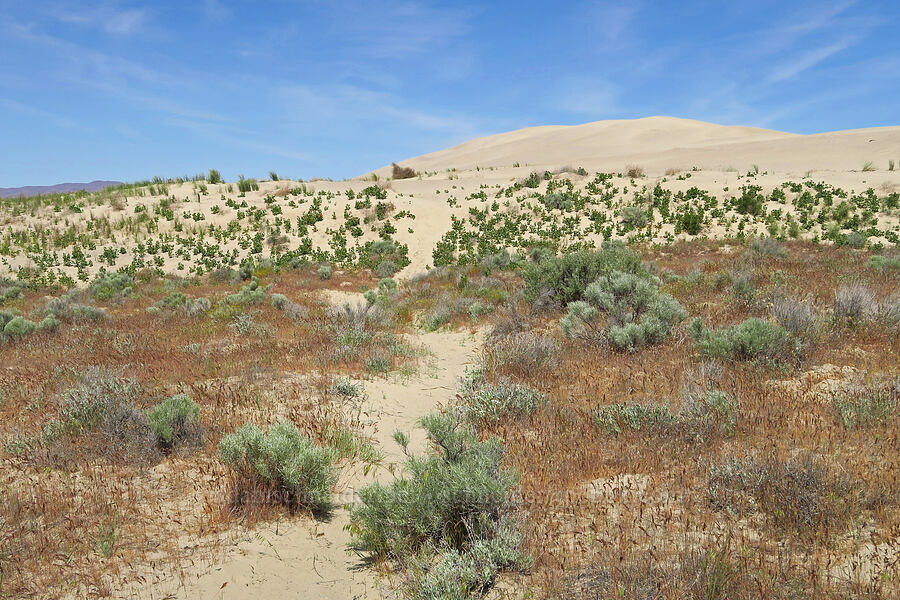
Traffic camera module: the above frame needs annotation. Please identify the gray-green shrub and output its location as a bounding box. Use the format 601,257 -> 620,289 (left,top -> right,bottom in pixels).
219,420 -> 338,514
148,394 -> 201,448
561,270 -> 687,351
459,377 -> 547,423
689,317 -> 789,362
318,264 -> 333,280
349,412 -> 520,558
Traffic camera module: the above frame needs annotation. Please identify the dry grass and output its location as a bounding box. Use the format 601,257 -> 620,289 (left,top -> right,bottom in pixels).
0,266 -> 404,597
473,241 -> 900,598
1,241 -> 898,599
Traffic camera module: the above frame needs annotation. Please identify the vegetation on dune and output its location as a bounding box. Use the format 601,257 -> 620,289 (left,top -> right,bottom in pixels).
0,161 -> 898,600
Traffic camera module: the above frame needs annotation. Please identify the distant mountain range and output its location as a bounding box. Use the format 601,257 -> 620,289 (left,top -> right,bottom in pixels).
0,180 -> 123,199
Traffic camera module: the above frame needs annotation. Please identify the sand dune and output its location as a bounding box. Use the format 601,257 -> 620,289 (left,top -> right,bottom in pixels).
374,116 -> 900,176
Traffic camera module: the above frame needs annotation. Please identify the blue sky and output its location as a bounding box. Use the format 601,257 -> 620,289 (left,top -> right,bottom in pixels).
1,0 -> 897,186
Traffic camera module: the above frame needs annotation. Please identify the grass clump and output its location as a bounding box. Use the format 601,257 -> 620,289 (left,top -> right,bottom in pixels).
219,420 -> 338,515
832,378 -> 898,428
147,394 -> 201,449
593,402 -> 677,435
459,376 -> 547,424
561,270 -> 687,351
207,169 -> 222,184
348,412 -> 526,597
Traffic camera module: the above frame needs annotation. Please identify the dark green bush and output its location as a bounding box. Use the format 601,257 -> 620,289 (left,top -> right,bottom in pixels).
523,244 -> 645,305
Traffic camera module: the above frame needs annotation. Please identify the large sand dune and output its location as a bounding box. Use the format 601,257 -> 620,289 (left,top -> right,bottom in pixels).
373,116 -> 900,176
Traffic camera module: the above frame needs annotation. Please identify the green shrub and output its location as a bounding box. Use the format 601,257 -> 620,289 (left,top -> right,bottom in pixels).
219,421 -> 338,514
523,244 -> 645,305
689,317 -> 788,361
318,264 -> 333,280
207,169 -> 223,184
3,316 -> 36,338
349,413 -> 522,574
36,315 -> 60,332
88,271 -> 134,300
682,389 -> 738,439
561,270 -> 687,351
147,394 -> 201,447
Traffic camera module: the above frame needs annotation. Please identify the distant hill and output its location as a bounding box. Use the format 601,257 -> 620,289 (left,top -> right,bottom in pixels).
369,116 -> 900,176
0,180 -> 123,199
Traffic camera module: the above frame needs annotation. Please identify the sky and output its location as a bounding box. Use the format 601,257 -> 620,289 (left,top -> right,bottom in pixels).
0,0 -> 898,187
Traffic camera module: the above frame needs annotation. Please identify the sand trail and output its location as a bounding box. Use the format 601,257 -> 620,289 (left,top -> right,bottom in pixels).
139,300 -> 480,600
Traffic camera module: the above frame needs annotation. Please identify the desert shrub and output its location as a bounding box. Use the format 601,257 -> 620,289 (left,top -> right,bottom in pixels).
40,368 -> 157,463
467,301 -> 494,320
405,519 -> 526,600
561,270 -> 687,351
43,293 -> 106,321
593,402 -> 677,435
625,164 -> 645,178
523,244 -> 645,305
488,302 -> 531,342
348,413 -> 524,585
867,255 -> 900,270
708,455 -> 860,535
832,378 -> 898,428
689,317 -> 789,362
833,284 -> 877,321
375,260 -> 398,278
3,316 -> 36,338
424,305 -> 451,331
219,421 -> 338,514
318,264 -> 333,280
88,271 -> 134,300
391,162 -> 417,179
36,315 -> 60,332
207,168 -> 222,184
770,296 -> 817,335
270,293 -> 288,309
459,377 -> 547,423
681,388 -> 738,439
221,280 -> 270,306
486,332 -> 560,376
147,394 -> 201,448
747,237 -> 786,259
329,377 -> 364,398
619,205 -> 648,230
186,296 -> 211,316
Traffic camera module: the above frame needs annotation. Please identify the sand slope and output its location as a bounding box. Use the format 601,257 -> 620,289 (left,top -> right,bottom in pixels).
374,116 -> 900,175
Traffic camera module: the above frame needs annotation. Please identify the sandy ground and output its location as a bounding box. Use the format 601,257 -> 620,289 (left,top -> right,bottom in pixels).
135,295 -> 481,600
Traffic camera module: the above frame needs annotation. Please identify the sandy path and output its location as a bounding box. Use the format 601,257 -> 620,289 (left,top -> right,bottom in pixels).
139,319 -> 480,600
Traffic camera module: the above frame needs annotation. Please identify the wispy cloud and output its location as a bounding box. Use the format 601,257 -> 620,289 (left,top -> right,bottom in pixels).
42,1 -> 149,35
768,37 -> 857,83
